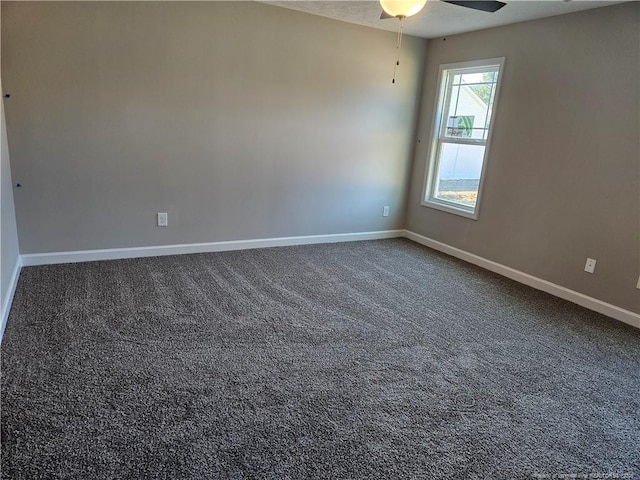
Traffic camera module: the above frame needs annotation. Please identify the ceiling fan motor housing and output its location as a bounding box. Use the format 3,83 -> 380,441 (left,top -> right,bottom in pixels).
380,0 -> 428,18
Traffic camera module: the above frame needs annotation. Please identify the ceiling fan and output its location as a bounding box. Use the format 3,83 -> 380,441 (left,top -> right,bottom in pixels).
381,0 -> 506,83
380,0 -> 506,19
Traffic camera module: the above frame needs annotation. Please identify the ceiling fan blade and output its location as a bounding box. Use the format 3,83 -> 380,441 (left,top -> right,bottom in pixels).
441,0 -> 506,13
380,9 -> 395,19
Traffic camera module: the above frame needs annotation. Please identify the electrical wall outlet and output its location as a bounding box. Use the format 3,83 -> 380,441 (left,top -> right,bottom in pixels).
584,258 -> 596,274
157,212 -> 168,227
636,275 -> 640,290
383,206 -> 390,217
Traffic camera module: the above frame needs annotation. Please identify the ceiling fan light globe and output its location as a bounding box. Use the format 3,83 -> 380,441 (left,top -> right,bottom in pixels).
380,0 -> 427,18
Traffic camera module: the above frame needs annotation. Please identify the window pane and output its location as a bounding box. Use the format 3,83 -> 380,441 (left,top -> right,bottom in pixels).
434,143 -> 485,208
468,84 -> 492,105
460,72 -> 485,84
446,115 -> 474,138
444,78 -> 494,139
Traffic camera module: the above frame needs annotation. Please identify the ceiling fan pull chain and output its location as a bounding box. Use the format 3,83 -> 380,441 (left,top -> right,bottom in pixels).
392,16 -> 404,84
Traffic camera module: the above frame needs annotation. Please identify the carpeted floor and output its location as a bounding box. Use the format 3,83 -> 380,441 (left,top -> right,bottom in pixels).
2,239 -> 639,479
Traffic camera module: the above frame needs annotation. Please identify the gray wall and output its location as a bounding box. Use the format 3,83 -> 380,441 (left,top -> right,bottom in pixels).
1,37 -> 21,323
406,3 -> 640,313
1,1 -> 425,253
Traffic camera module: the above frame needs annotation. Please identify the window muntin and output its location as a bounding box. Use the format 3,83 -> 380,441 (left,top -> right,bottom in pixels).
423,58 -> 504,219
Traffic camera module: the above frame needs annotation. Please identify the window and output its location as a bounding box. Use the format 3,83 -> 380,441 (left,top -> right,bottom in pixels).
422,58 -> 505,219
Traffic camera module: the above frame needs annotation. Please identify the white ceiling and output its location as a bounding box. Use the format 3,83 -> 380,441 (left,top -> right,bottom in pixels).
264,0 -> 624,38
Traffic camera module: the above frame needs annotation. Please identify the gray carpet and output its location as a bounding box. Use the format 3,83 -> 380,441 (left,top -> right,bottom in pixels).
2,239 -> 639,479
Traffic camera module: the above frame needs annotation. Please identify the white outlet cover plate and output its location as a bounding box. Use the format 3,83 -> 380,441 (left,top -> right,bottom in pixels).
584,258 -> 596,273
157,212 -> 168,227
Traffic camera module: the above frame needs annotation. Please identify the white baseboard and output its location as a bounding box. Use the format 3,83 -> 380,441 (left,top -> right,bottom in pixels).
1,256 -> 22,342
403,230 -> 640,329
21,229 -> 405,267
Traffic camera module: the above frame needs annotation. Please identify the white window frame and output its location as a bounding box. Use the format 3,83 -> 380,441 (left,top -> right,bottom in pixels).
421,57 -> 505,220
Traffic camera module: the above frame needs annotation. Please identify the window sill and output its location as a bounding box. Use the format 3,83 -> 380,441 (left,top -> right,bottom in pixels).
421,199 -> 479,220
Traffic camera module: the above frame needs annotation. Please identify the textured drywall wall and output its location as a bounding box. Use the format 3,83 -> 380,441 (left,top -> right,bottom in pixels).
1,0 -> 21,331
406,3 -> 640,313
1,78 -> 20,320
1,1 -> 425,253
